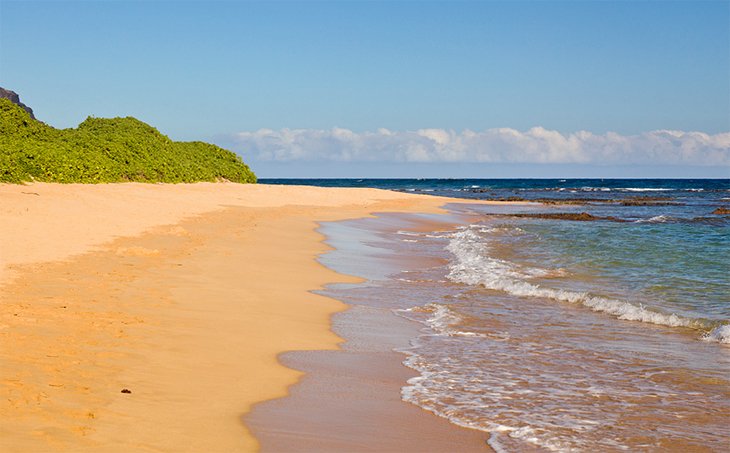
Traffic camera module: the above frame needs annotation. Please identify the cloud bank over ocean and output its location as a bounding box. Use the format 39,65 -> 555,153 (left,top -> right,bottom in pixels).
231,127 -> 730,166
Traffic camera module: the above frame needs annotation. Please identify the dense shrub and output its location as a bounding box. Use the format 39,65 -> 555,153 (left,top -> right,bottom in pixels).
0,99 -> 256,184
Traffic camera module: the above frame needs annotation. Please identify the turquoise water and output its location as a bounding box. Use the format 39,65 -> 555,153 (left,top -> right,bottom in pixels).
393,206 -> 729,450
269,179 -> 730,450
265,178 -> 730,337
514,219 -> 729,325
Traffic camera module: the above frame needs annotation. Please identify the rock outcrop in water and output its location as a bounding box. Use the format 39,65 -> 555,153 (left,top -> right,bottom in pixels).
500,212 -> 627,222
0,87 -> 35,119
712,207 -> 730,215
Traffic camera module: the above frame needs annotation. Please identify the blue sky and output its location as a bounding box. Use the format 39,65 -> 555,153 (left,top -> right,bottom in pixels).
1,1 -> 728,177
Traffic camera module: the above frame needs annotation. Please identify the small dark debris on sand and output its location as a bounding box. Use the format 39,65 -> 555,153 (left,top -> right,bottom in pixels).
121,388 -> 132,394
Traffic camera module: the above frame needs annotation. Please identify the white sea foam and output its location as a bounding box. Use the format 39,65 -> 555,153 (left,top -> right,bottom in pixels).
403,303 -> 487,338
400,352 -> 560,451
702,324 -> 730,344
563,186 -> 614,192
446,225 -> 703,330
619,187 -> 674,192
487,432 -> 510,453
634,215 -> 670,223
401,343 -> 579,452
395,230 -> 452,239
396,222 -> 727,453
587,186 -> 611,192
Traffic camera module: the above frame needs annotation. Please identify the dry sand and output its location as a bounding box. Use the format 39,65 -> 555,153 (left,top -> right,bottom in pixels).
0,183 -> 492,452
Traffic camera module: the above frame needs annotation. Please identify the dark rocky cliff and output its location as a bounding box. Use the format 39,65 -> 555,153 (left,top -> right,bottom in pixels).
0,87 -> 35,119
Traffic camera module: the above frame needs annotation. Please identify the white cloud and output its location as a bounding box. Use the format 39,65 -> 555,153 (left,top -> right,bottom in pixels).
230,127 -> 730,166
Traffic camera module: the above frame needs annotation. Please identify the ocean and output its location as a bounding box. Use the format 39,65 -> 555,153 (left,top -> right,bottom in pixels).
262,179 -> 730,451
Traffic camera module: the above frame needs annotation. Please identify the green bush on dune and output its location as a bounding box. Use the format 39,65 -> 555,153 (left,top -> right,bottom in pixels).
0,98 -> 256,184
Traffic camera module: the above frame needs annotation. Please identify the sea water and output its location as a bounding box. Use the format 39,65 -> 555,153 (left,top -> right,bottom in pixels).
265,179 -> 730,451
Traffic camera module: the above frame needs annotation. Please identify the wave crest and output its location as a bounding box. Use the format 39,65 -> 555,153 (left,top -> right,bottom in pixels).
446,226 -> 709,331
702,324 -> 730,344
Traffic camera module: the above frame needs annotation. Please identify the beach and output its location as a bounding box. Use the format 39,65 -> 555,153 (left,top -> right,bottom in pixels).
250,179 -> 729,452
2,180 -> 728,452
3,0 -> 726,450
0,182 -> 491,452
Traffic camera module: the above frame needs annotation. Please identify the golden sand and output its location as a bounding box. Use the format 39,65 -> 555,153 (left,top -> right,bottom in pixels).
0,182 -> 488,452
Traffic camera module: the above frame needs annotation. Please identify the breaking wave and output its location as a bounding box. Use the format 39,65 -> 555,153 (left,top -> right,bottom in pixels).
400,303 -> 487,338
445,226 -> 721,335
702,324 -> 730,344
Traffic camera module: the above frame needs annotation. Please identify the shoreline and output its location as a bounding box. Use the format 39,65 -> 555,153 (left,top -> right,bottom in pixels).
0,183 -> 502,451
246,211 -> 492,452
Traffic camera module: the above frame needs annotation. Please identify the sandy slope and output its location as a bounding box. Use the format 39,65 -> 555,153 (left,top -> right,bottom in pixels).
0,182 -> 468,452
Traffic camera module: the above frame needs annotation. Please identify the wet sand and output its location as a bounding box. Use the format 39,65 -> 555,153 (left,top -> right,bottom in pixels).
291,209 -> 729,452
0,183 -> 500,452
247,212 -> 491,452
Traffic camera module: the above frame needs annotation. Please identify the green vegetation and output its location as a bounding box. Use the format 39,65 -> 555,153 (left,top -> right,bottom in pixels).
0,98 -> 256,184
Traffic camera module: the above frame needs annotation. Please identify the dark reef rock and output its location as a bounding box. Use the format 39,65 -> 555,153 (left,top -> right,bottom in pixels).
0,87 -> 35,119
500,212 -> 627,222
619,197 -> 678,206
